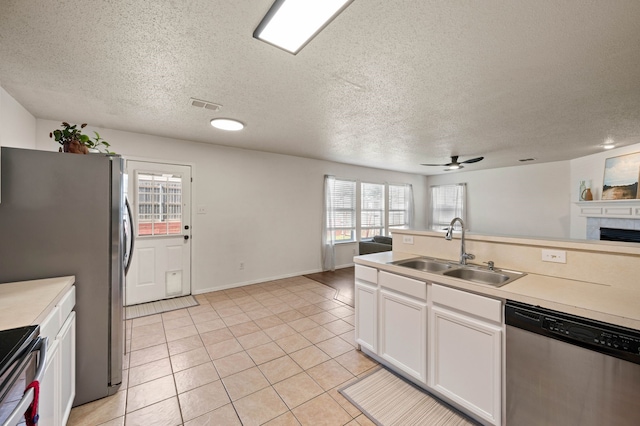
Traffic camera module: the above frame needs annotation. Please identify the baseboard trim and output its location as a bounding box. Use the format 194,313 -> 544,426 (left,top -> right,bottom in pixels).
193,268 -> 324,294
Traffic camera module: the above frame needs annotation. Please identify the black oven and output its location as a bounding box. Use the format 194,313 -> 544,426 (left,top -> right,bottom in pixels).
0,326 -> 47,426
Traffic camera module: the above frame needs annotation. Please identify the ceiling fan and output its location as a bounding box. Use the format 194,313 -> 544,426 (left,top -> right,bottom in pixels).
421,155 -> 484,170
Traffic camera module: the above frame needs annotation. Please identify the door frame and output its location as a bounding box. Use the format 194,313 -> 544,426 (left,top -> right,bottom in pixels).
123,156 -> 195,305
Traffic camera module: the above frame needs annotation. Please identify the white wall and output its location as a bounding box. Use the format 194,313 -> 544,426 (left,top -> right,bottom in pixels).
36,119 -> 428,293
0,87 -> 36,149
569,142 -> 640,239
426,161 -> 571,238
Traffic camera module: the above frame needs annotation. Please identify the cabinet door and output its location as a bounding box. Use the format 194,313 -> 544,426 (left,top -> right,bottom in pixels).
430,306 -> 502,425
355,280 -> 378,353
38,339 -> 60,426
379,289 -> 427,383
58,312 -> 76,425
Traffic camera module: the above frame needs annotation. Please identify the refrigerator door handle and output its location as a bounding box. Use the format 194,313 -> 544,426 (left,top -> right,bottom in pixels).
124,197 -> 135,274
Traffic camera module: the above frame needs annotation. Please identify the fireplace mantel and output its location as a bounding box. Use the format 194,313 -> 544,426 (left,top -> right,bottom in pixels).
575,200 -> 640,219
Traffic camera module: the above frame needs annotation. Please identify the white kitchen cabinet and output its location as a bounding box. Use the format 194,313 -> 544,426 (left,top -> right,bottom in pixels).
37,286 -> 76,426
379,271 -> 428,384
429,284 -> 502,426
355,265 -> 378,353
58,312 -> 76,424
38,338 -> 59,426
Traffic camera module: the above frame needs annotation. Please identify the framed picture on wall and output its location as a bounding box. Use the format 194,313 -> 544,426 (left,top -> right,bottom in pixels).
602,152 -> 640,200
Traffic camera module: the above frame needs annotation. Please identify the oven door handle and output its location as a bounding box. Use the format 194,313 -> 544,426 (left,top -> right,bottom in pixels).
2,337 -> 48,426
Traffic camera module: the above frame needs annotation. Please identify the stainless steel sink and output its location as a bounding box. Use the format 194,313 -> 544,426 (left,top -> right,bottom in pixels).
389,256 -> 525,287
442,267 -> 522,287
389,258 -> 454,272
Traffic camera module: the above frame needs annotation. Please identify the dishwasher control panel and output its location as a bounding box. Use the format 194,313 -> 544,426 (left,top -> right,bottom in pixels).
543,316 -> 640,357
506,301 -> 640,365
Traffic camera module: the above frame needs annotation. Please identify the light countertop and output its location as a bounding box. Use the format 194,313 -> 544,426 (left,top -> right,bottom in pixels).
0,276 -> 75,331
355,251 -> 640,330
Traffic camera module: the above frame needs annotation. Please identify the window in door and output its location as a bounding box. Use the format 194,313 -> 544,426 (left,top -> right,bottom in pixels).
136,173 -> 183,236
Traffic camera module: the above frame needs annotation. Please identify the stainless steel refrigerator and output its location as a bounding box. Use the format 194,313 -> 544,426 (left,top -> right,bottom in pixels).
0,147 -> 132,406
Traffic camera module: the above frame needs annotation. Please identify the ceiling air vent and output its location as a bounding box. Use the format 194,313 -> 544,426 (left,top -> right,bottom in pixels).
189,98 -> 222,111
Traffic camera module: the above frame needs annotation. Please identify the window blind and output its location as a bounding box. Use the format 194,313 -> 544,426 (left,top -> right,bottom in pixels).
361,182 -> 385,238
430,183 -> 466,231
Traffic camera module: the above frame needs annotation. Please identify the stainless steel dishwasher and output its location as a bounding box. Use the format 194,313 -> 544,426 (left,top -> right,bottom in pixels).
505,301 -> 640,426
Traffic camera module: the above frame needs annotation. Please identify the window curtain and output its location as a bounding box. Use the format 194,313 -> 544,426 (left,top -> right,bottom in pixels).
322,175 -> 336,271
405,184 -> 415,229
430,183 -> 466,230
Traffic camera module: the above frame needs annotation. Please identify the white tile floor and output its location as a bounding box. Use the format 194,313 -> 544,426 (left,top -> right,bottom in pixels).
67,276 -> 379,426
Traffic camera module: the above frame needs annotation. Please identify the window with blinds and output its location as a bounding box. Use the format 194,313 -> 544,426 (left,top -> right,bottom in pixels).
137,173 -> 183,236
429,183 -> 466,231
327,179 -> 356,242
388,184 -> 410,233
361,182 -> 385,238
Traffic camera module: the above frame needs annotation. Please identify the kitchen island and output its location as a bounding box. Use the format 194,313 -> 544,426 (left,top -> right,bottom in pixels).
355,229 -> 640,329
353,230 -> 640,426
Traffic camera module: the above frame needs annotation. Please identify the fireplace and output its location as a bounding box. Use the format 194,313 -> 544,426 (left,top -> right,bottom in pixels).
599,227 -> 640,243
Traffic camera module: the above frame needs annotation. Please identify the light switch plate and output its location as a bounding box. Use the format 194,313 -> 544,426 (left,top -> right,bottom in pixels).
542,249 -> 566,263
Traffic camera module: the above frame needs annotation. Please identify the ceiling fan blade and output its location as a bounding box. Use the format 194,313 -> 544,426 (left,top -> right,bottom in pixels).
421,155 -> 457,167
461,156 -> 484,164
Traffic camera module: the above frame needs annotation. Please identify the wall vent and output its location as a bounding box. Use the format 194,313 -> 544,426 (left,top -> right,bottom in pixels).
189,98 -> 222,111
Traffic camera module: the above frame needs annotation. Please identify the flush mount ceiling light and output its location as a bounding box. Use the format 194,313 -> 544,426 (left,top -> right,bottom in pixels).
600,138 -> 616,150
253,0 -> 354,54
210,118 -> 244,131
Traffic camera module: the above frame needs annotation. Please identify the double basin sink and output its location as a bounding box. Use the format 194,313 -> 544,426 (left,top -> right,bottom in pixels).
388,257 -> 525,287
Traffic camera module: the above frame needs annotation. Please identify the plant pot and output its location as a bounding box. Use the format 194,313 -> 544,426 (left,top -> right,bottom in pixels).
62,140 -> 89,154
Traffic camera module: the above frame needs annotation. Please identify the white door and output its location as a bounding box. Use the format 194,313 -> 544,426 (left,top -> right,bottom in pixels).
125,160 -> 192,306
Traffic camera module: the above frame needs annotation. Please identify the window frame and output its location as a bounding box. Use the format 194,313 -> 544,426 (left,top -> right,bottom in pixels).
429,183 -> 466,231
360,182 -> 386,239
326,178 -> 357,243
387,183 -> 412,234
327,179 -> 413,243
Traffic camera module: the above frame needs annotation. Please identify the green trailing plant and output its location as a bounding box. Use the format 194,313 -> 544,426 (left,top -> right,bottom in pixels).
50,122 -> 115,154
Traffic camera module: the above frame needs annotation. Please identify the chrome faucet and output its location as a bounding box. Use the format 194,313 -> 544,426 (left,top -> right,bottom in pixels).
445,217 -> 475,265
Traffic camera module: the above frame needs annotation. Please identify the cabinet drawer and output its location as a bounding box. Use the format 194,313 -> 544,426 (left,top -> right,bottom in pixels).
39,305 -> 61,341
57,286 -> 76,324
379,271 -> 426,301
431,284 -> 501,323
355,265 -> 377,284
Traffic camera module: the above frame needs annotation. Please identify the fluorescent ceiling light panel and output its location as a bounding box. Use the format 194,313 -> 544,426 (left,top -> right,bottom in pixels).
254,0 -> 354,54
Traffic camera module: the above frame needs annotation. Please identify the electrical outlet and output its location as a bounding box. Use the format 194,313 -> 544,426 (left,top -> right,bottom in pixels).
239,262 -> 244,270
402,236 -> 414,244
352,248 -> 356,255
197,205 -> 207,214
542,249 -> 566,263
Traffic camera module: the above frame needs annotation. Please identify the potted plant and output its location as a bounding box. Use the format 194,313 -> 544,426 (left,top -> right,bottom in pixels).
50,122 -> 114,154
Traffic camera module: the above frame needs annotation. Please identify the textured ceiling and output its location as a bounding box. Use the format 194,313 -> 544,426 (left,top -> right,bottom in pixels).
1,1 -> 640,175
